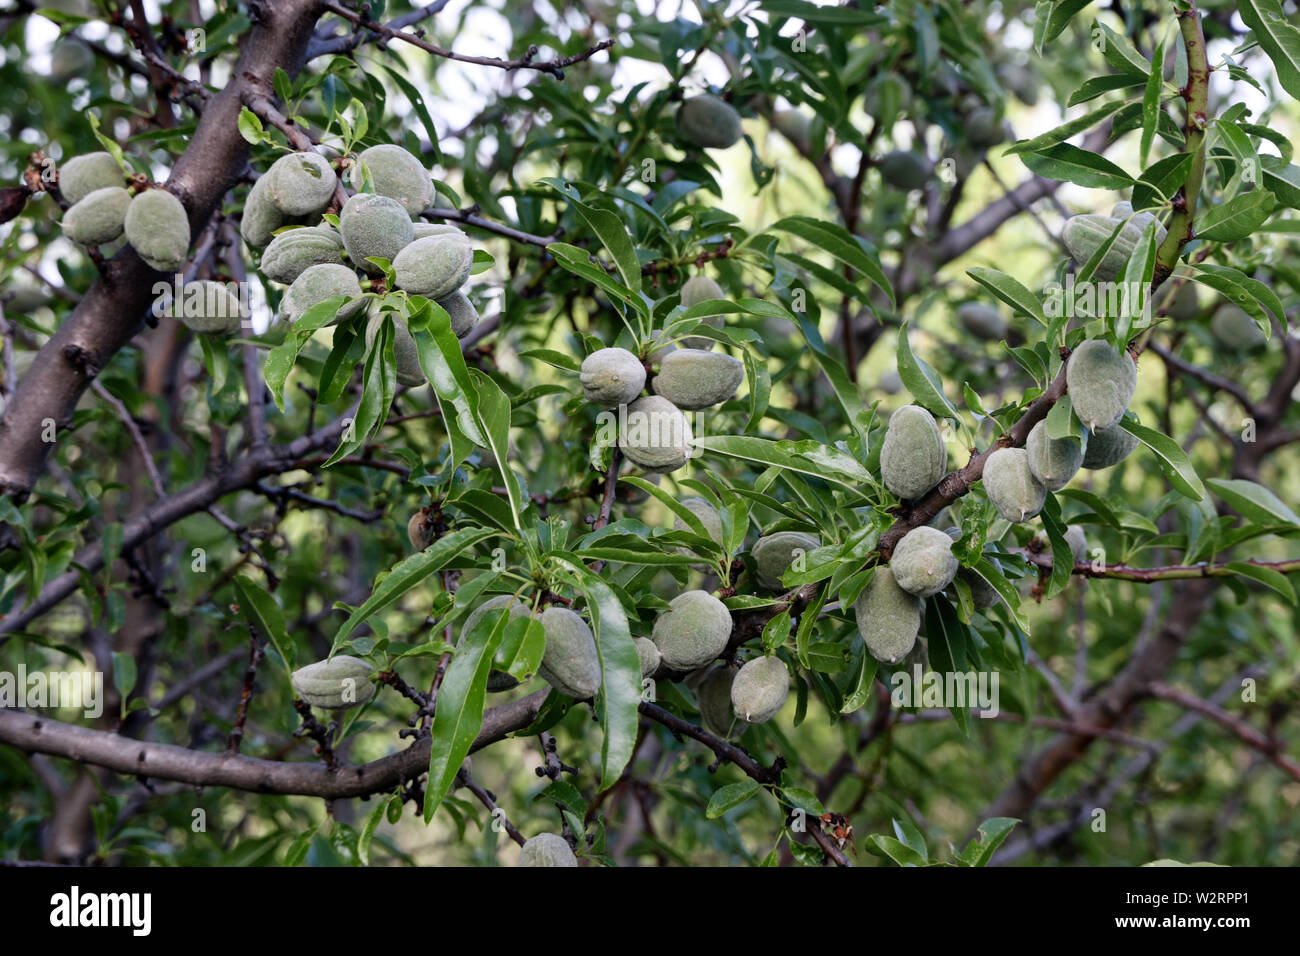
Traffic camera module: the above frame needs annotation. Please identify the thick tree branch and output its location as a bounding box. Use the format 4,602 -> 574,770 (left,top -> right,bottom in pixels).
0,690 -> 549,799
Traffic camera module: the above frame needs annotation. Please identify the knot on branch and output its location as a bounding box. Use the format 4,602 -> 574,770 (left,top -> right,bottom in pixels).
61,343 -> 102,379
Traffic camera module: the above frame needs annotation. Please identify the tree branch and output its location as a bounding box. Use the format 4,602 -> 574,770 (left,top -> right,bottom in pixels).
876,358 -> 1071,559
0,407 -> 356,641
0,0 -> 325,502
1153,3 -> 1209,284
1148,681 -> 1300,783
0,689 -> 550,799
307,0 -> 451,59
320,1 -> 613,78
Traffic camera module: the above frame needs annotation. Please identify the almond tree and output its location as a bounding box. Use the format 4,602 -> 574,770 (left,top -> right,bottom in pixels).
0,0 -> 1297,867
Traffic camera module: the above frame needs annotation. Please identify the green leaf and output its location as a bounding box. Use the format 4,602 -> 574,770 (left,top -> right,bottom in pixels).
1205,478 -> 1300,528
967,267 -> 1048,327
1118,419 -> 1206,502
521,348 -> 582,372
578,547 -> 701,567
958,817 -> 1019,866
317,322 -> 364,404
1131,153 -> 1194,211
970,557 -> 1028,632
706,780 -> 762,818
1116,220 -> 1158,343
1195,189 -> 1276,242
795,585 -> 828,667
494,617 -> 547,684
771,216 -> 894,306
840,651 -> 879,714
85,111 -> 128,169
1066,73 -> 1146,107
358,794 -> 396,866
1040,0 -> 1096,50
1038,495 -> 1075,599
546,242 -> 648,323
471,371 -> 524,532
1239,0 -> 1300,104
234,576 -> 294,672
332,528 -> 499,648
378,65 -> 441,156
1261,157 -> 1300,209
1190,264 -> 1283,335
897,322 -> 959,421
691,436 -> 866,491
925,598 -> 971,735
1225,562 -> 1296,604
548,555 -> 642,791
786,440 -> 873,484
1215,120 -> 1260,193
760,0 -> 886,25
1020,143 -> 1134,189
263,297 -> 347,410
1140,40 -> 1165,168
423,604 -> 511,822
237,106 -> 265,145
110,651 -> 136,705
573,201 -> 642,294
620,475 -> 714,538
411,298 -> 488,456
779,786 -> 825,817
866,833 -> 928,866
1095,20 -> 1151,75
1005,99 -> 1127,155
324,313 -> 395,466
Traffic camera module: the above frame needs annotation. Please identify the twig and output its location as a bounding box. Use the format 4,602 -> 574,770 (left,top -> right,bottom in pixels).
91,380 -> 166,497
1148,682 -> 1300,783
1014,549 -> 1300,583
292,700 -> 338,769
254,481 -> 386,522
586,448 -> 622,573
307,1 -> 451,59
321,0 -> 614,79
1149,342 -> 1254,412
227,630 -> 265,753
808,821 -> 852,867
638,699 -> 785,784
425,207 -> 559,247
457,766 -> 526,846
875,358 -> 1071,559
536,731 -> 576,779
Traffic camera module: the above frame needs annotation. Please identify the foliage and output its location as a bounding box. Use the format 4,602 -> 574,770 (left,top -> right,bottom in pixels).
0,0 -> 1298,868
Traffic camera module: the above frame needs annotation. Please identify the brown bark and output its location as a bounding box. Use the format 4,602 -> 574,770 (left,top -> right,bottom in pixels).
0,0 -> 325,502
